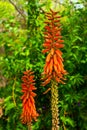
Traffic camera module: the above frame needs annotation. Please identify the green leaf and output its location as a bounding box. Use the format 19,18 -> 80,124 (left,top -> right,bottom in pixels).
61,116 -> 75,127
5,103 -> 15,115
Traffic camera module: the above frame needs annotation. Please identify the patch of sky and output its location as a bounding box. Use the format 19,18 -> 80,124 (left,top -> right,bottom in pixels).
60,0 -> 84,9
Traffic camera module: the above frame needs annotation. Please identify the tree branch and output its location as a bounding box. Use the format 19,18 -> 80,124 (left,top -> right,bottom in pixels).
9,0 -> 26,21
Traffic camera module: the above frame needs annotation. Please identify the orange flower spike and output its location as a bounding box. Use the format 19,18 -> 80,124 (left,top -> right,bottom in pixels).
41,9 -> 67,86
21,70 -> 39,125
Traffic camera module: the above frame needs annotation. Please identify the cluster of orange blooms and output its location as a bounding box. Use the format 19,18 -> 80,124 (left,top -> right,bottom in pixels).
20,70 -> 39,124
20,9 -> 68,126
41,9 -> 67,86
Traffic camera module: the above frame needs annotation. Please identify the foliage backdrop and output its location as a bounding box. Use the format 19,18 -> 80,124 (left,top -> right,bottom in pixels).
0,0 -> 87,130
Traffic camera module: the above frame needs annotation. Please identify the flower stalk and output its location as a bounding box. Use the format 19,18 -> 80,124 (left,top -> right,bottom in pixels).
41,9 -> 68,130
28,122 -> 32,130
51,80 -> 59,130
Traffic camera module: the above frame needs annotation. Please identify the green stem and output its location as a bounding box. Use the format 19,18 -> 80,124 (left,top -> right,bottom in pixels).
12,77 -> 16,107
51,80 -> 59,130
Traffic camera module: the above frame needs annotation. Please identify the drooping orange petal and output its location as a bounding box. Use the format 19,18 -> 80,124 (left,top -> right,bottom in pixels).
50,48 -> 55,56
53,54 -> 58,65
46,53 -> 51,62
49,58 -> 53,74
43,88 -> 51,94
42,49 -> 50,54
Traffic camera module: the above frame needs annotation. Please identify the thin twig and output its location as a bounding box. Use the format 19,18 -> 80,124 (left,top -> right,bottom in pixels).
62,111 -> 67,130
12,77 -> 16,107
9,0 -> 26,21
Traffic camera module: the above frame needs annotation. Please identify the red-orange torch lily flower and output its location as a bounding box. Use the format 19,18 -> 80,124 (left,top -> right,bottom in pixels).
20,70 -> 39,125
41,9 -> 67,86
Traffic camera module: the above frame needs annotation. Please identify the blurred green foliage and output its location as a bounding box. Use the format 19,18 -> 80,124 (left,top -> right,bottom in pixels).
0,1 -> 15,19
0,0 -> 87,130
